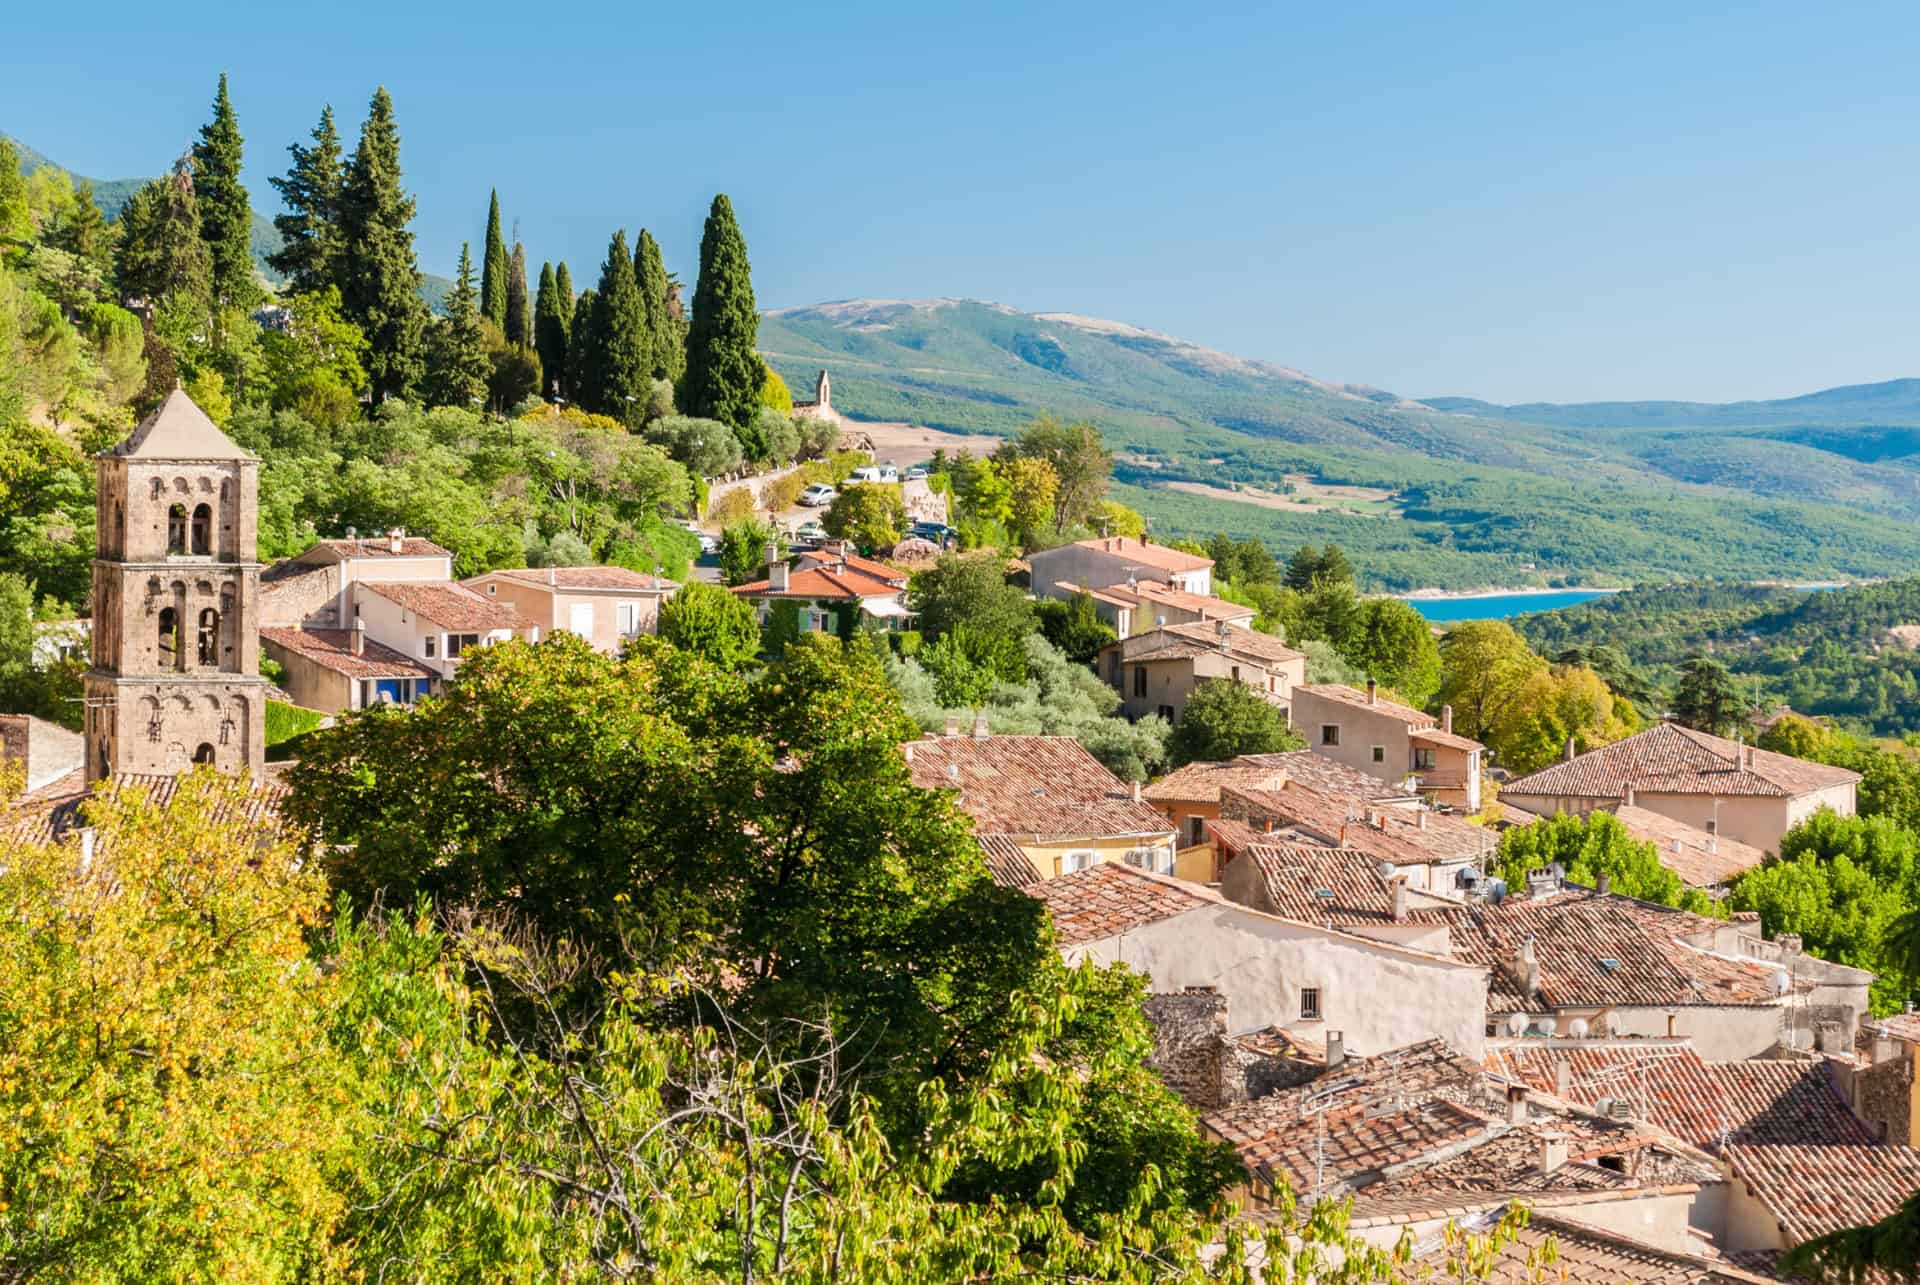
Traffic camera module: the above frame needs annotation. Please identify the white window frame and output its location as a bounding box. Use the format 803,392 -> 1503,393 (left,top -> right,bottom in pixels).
1300,987 -> 1323,1021
1062,849 -> 1097,874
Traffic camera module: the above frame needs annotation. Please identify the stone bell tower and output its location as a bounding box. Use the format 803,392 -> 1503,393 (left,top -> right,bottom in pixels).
83,389 -> 266,782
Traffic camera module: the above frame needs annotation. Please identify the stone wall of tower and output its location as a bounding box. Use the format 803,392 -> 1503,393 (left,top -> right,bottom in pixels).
86,439 -> 266,782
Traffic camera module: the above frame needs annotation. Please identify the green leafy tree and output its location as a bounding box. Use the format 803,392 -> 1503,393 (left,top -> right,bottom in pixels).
681,194 -> 759,431
909,553 -> 1034,645
338,87 -> 427,402
1554,643 -> 1658,716
0,138 -> 29,245
483,325 -> 541,414
1437,619 -> 1546,746
822,482 -> 907,548
1672,654 -> 1744,736
564,285 -> 596,405
191,73 -> 258,310
633,228 -> 682,384
267,104 -> 345,293
646,414 -> 744,478
1284,543 -> 1353,591
259,286 -> 367,426
719,517 -> 780,586
552,261 -> 574,332
480,189 -> 507,330
113,158 -> 212,316
47,179 -> 112,280
657,580 -> 761,669
1035,591 -> 1118,665
532,261 -> 568,399
1343,598 -> 1442,706
577,231 -> 650,423
759,361 -> 792,413
1494,812 -> 1723,915
1782,1194 -> 1920,1285
424,244 -> 489,410
1001,414 -> 1111,533
1167,677 -> 1305,767
504,241 -> 530,346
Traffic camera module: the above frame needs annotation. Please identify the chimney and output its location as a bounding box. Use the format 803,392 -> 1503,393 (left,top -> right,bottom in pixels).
1778,933 -> 1803,957
1596,870 -> 1611,896
1441,704 -> 1454,735
769,560 -> 790,592
1417,811 -> 1429,831
1622,784 -> 1635,808
548,564 -> 557,587
388,526 -> 404,554
1391,876 -> 1410,923
1553,1059 -> 1571,1098
971,712 -> 990,739
1539,1133 -> 1569,1174
1366,677 -> 1378,706
1744,744 -> 1755,770
1505,1085 -> 1530,1125
1666,1013 -> 1677,1038
1564,736 -> 1577,763
1326,1030 -> 1346,1070
903,743 -> 915,764
943,714 -> 960,738
350,614 -> 366,657
1131,779 -> 1142,803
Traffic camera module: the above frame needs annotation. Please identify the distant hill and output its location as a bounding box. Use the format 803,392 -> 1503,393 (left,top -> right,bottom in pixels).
1420,378 -> 1920,430
5,132 -> 451,309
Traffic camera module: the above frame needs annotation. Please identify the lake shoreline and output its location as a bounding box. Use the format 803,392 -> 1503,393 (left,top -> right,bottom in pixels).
1388,586 -> 1627,603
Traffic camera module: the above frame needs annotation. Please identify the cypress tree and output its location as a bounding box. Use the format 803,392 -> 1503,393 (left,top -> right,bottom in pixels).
579,231 -> 649,423
425,242 -> 489,410
480,190 -> 507,330
554,261 -> 575,333
191,73 -> 257,307
339,87 -> 427,402
682,194 -> 760,432
268,105 -> 345,294
634,228 -> 684,384
505,241 -> 530,345
114,156 -> 213,310
533,261 -> 569,399
565,287 -> 597,411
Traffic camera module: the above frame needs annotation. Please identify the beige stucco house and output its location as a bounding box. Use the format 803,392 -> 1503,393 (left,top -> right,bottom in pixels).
1290,681 -> 1484,812
1500,722 -> 1859,855
1100,620 -> 1304,724
464,566 -> 678,654
732,548 -> 914,634
259,530 -> 455,632
1073,579 -> 1254,640
1027,534 -> 1214,600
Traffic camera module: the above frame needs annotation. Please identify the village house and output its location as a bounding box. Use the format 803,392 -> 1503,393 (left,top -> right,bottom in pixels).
1289,681 -> 1485,812
1207,779 -> 1492,892
1142,749 -> 1416,849
1845,1010 -> 1920,1145
1607,801 -> 1769,889
1717,1141 -> 1920,1267
1215,841 -> 1463,955
732,545 -> 914,634
903,728 -> 1176,880
1068,577 -> 1254,640
1499,721 -> 1860,855
463,565 -> 679,653
0,715 -> 83,795
259,529 -> 455,631
1029,863 -> 1489,1059
1100,620 -> 1305,725
1028,534 -> 1214,600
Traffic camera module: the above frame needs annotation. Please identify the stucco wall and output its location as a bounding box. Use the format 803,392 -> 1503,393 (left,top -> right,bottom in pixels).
1288,689 -> 1420,787
259,639 -> 354,715
1605,1004 -> 1786,1061
1022,834 -> 1178,879
1029,545 -> 1210,600
1066,903 -> 1487,1059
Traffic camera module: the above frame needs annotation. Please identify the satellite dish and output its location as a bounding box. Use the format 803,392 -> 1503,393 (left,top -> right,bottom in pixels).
1375,861 -> 1398,881
1567,1018 -> 1590,1038
1506,1012 -> 1528,1037
1772,970 -> 1792,995
1531,1016 -> 1556,1036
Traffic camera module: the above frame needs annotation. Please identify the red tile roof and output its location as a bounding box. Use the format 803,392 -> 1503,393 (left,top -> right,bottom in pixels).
1219,780 -> 1492,866
302,536 -> 451,560
260,626 -> 435,680
1461,1209 -> 1785,1284
360,581 -> 538,632
472,566 -> 677,592
794,549 -> 907,586
1410,726 -> 1485,753
730,562 -> 906,602
1235,842 -> 1405,926
1867,1012 -> 1920,1045
1504,722 -> 1859,801
975,834 -> 1044,888
7,771 -> 291,849
1145,751 -> 1411,806
1112,620 -> 1303,668
1026,862 -> 1217,945
1059,535 -> 1213,573
1610,804 -> 1769,886
904,734 -> 1173,841
1484,1040 -> 1874,1149
1724,1143 -> 1920,1244
1296,682 -> 1439,729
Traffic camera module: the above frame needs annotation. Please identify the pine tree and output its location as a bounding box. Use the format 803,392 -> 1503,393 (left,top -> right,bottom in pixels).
682,194 -> 759,431
49,179 -> 111,273
554,261 -> 575,333
0,138 -> 29,244
634,228 -> 683,384
191,73 -> 257,308
566,287 -> 597,410
578,231 -> 650,423
533,261 -> 569,399
338,88 -> 427,403
425,243 -> 489,410
114,156 -> 213,310
268,105 -> 345,294
480,190 -> 507,330
505,241 -> 530,345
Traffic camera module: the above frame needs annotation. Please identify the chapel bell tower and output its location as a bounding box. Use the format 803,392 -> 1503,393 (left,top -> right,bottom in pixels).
83,389 -> 266,781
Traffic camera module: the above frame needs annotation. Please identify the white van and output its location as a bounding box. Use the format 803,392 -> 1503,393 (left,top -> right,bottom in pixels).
846,465 -> 896,485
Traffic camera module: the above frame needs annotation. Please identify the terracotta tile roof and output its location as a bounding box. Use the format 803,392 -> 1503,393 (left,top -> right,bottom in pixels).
1610,804 -> 1769,886
1125,579 -> 1254,620
1236,842 -> 1404,926
1145,751 -> 1411,806
1724,1143 -> 1920,1243
1455,1209 -> 1786,1283
794,548 -> 906,585
260,626 -> 435,680
730,562 -> 906,602
1025,862 -> 1216,945
1202,816 -> 1268,859
1160,620 -> 1303,664
472,566 -> 677,592
1218,780 -> 1492,867
303,536 -> 451,559
904,735 -> 1174,841
1504,722 -> 1859,802
1866,1012 -> 1920,1045
1434,890 -> 1797,1012
975,834 -> 1044,888
1410,726 -> 1485,752
1297,682 -> 1437,728
1055,535 -> 1213,573
7,771 -> 290,848
1484,1039 -> 1873,1149
360,581 -> 537,632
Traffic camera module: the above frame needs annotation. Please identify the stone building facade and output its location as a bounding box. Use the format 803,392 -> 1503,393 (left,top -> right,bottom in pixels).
83,390 -> 266,781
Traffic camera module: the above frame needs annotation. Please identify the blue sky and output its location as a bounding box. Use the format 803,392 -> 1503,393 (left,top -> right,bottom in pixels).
6,1 -> 1918,402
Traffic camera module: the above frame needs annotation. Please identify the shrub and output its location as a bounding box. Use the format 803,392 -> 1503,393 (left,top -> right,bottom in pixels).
707,487 -> 756,525
264,701 -> 327,748
761,470 -> 808,512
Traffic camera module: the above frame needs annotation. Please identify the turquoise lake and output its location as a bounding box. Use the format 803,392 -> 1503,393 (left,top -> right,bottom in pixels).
1396,590 -> 1614,623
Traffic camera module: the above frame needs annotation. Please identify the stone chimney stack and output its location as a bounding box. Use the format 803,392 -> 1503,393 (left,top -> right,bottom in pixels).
350,614 -> 366,657
971,711 -> 990,739
1564,736 -> 1578,762
1623,784 -> 1636,808
1367,677 -> 1378,706
1131,778 -> 1143,803
769,548 -> 790,593
388,526 -> 404,555
1554,1058 -> 1571,1098
1441,704 -> 1453,735
1505,1085 -> 1529,1126
1540,1133 -> 1569,1174
1596,870 -> 1611,896
1391,876 -> 1410,923
1326,1030 -> 1346,1070
943,714 -> 960,738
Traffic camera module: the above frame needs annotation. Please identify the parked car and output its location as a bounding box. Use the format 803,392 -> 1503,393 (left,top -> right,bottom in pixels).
788,519 -> 828,543
903,465 -> 929,481
798,483 -> 838,507
909,521 -> 958,543
694,530 -> 720,554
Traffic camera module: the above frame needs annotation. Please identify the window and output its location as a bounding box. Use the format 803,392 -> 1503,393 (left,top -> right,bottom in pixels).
1158,704 -> 1176,722
447,633 -> 479,657
1188,816 -> 1206,846
1062,850 -> 1096,874
1413,747 -> 1436,771
569,602 -> 595,635
1321,725 -> 1341,747
158,607 -> 178,665
190,503 -> 213,556
485,583 -> 497,596
1300,988 -> 1322,1021
167,504 -> 188,555
423,635 -> 437,659
1705,818 -> 1718,834
617,601 -> 638,635
1371,745 -> 1385,764
1231,665 -> 1241,682
197,608 -> 220,667
1133,666 -> 1147,698
192,742 -> 216,765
